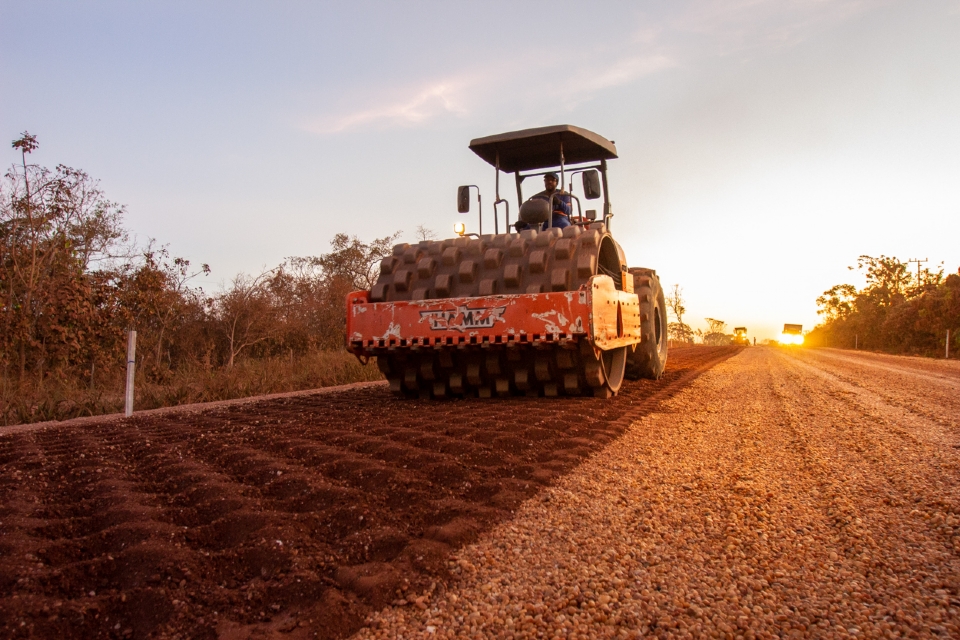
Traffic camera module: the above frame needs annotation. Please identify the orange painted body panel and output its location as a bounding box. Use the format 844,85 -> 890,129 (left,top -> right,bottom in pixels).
346,275 -> 642,356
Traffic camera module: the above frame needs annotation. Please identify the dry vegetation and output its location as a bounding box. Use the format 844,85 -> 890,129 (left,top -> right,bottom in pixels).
1,133 -> 391,425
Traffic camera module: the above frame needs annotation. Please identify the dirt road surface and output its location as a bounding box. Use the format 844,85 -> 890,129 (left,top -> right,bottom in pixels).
0,347 -> 735,639
359,347 -> 960,639
3,346 -> 959,639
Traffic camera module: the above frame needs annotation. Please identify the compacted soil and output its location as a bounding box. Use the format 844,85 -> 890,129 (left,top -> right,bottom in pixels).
0,347 -> 736,640
358,347 -> 960,639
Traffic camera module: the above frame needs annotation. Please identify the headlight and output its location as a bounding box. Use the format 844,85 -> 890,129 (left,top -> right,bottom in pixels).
454,222 -> 466,236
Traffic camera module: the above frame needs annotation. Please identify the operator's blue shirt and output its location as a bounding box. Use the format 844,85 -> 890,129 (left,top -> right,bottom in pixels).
549,211 -> 571,229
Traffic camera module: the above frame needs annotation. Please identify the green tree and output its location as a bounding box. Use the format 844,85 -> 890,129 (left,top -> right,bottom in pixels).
853,255 -> 913,308
808,255 -> 959,355
816,284 -> 857,321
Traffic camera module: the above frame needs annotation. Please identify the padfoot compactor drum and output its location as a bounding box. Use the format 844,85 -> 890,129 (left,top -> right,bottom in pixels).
346,125 -> 667,398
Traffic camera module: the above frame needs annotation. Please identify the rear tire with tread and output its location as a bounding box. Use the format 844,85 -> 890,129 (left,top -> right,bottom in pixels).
625,268 -> 668,380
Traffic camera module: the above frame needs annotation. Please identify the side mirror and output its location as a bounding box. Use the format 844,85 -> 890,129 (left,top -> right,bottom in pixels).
585,209 -> 597,221
582,170 -> 601,200
457,186 -> 471,213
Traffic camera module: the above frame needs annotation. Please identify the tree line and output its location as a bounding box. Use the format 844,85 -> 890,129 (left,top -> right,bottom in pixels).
1,133 -> 392,423
806,255 -> 960,355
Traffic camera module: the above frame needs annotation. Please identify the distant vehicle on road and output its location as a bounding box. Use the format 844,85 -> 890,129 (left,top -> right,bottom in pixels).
732,327 -> 750,346
780,324 -> 804,345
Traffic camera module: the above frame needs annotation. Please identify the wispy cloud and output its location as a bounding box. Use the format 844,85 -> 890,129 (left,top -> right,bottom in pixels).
306,80 -> 471,134
575,54 -> 676,93
305,49 -> 674,136
302,0 -> 889,136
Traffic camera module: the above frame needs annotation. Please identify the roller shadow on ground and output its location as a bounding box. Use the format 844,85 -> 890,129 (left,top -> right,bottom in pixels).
0,346 -> 739,640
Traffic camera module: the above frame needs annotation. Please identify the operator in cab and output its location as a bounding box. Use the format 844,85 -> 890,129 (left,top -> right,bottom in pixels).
515,172 -> 572,231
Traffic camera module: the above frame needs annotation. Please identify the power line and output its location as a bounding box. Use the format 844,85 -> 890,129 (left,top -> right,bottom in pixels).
908,258 -> 928,285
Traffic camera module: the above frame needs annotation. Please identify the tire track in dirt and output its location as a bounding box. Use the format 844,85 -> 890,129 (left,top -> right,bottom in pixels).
787,349 -> 960,438
778,348 -> 960,514
0,347 -> 737,640
806,349 -> 960,382
771,349 -> 960,631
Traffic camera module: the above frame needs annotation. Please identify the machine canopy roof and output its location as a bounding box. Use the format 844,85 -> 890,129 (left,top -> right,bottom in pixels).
468,125 -> 618,173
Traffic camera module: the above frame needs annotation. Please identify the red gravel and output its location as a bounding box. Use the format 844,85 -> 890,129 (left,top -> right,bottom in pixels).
356,346 -> 960,639
0,347 -> 737,640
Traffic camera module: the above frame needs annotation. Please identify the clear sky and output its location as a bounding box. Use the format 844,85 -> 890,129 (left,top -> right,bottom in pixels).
3,1 -> 958,341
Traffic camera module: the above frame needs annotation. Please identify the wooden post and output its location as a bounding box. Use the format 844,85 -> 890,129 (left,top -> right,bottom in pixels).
948,329 -> 951,359
125,330 -> 137,417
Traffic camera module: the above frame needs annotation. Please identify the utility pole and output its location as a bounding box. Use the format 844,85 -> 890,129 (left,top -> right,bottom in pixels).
908,258 -> 928,287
